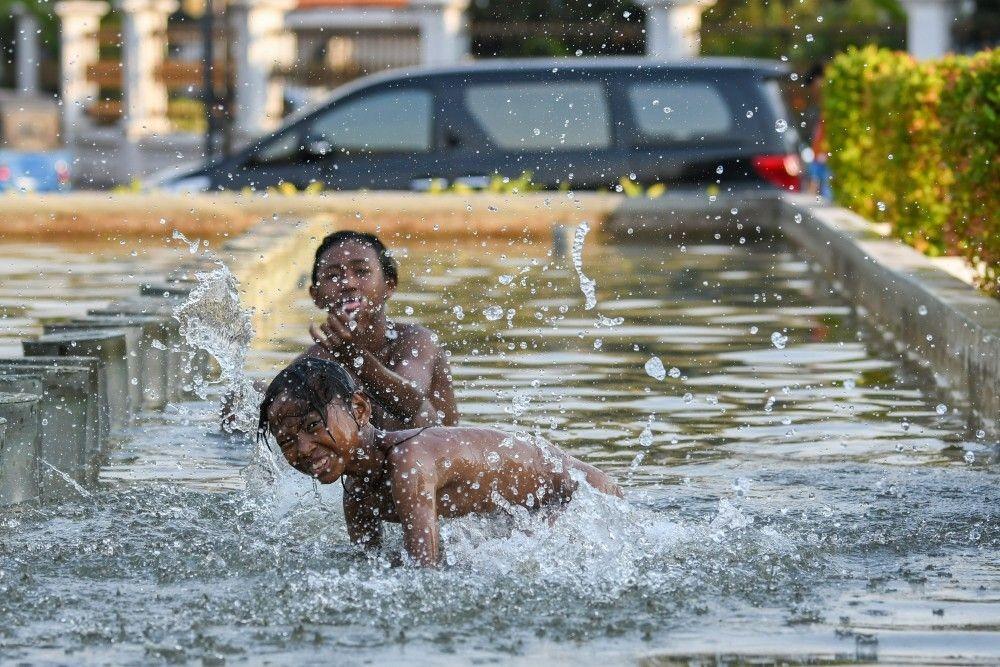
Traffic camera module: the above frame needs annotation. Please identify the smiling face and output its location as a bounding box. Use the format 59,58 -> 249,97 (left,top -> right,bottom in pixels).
267,392 -> 371,484
309,240 -> 395,325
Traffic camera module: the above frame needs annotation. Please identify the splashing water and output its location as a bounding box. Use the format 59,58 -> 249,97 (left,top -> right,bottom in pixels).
571,221 -> 597,310
174,263 -> 259,432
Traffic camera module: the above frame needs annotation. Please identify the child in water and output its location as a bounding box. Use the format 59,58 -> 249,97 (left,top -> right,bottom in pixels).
302,230 -> 459,429
258,357 -> 622,567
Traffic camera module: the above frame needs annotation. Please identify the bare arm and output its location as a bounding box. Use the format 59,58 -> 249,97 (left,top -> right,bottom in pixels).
311,318 -> 443,425
390,455 -> 440,566
355,333 -> 438,425
343,476 -> 383,551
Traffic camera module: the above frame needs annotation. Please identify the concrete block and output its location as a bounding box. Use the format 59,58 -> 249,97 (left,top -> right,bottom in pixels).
45,314 -> 171,410
0,360 -> 102,489
139,281 -> 194,299
0,391 -> 41,506
23,331 -> 131,436
88,300 -> 208,402
0,356 -> 106,453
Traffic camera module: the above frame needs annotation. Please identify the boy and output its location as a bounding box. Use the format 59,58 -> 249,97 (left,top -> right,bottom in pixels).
258,357 -> 622,567
301,231 -> 459,429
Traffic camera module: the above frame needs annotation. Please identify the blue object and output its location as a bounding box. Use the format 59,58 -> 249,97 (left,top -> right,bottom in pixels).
0,150 -> 73,192
807,160 -> 832,200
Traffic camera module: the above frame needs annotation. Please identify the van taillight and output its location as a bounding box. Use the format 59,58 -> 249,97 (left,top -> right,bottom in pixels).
752,154 -> 801,192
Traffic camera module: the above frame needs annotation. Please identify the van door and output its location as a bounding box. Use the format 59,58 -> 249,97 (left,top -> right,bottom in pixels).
440,72 -> 622,191
230,84 -> 439,191
304,85 -> 438,190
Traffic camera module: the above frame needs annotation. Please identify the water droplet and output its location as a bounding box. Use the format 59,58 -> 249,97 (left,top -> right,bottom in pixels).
771,331 -> 788,349
746,110 -> 754,118
667,366 -> 681,379
644,356 -> 666,381
715,165 -> 724,175
683,393 -> 694,403
498,274 -> 513,285
750,325 -> 759,335
877,201 -> 887,212
638,425 -> 653,448
774,119 -> 788,133
975,429 -> 986,439
794,213 -> 803,224
452,305 -> 465,320
532,128 -> 541,136
917,305 -> 928,316
483,305 -> 503,321
935,404 -> 947,415
964,450 -> 975,463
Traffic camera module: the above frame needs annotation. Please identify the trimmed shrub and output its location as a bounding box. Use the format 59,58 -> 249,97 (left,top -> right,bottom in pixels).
938,49 -> 1000,297
824,47 -> 999,296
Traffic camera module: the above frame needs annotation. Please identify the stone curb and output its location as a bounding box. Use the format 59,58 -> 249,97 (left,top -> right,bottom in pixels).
777,194 -> 1000,438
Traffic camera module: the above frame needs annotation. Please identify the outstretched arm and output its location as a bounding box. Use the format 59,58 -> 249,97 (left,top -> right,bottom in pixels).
390,463 -> 440,566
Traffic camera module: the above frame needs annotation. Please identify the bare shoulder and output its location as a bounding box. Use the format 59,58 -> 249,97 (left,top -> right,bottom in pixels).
386,428 -> 441,472
389,323 -> 444,354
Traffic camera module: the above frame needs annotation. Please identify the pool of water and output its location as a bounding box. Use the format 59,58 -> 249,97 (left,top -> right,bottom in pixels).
0,239 -> 182,357
1,235 -> 997,665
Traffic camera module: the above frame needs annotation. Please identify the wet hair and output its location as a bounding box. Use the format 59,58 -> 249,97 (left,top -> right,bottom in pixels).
311,231 -> 399,287
257,357 -> 359,443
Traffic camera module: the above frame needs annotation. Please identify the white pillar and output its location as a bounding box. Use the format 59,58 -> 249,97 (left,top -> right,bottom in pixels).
900,0 -> 959,60
55,0 -> 108,142
12,3 -> 40,95
116,0 -> 177,137
228,0 -> 295,146
412,0 -> 469,67
636,0 -> 715,60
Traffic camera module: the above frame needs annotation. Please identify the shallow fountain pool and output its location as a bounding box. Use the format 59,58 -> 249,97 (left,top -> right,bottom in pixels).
1,237 -> 997,665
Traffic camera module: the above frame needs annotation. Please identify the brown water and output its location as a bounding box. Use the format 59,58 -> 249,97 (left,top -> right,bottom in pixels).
0,236 -> 997,665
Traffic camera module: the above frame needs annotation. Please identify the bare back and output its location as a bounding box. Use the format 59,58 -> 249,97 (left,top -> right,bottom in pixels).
342,426 -> 621,565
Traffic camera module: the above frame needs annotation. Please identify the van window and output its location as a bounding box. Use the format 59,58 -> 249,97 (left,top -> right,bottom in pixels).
308,88 -> 433,153
465,82 -> 610,150
627,82 -> 733,143
251,131 -> 301,164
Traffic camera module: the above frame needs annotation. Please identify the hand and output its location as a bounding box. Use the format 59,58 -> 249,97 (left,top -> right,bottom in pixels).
309,313 -> 358,358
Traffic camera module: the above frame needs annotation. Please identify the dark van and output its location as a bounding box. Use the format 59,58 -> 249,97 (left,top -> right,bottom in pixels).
166,58 -> 801,193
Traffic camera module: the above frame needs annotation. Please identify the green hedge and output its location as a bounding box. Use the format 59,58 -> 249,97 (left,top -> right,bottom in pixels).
824,46 -> 999,297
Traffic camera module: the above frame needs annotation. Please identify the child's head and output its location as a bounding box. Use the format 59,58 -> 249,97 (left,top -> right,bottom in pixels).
258,357 -> 372,483
310,231 -> 398,321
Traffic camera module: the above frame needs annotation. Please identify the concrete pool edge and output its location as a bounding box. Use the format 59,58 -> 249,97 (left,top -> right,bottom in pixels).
775,194 -> 1000,438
